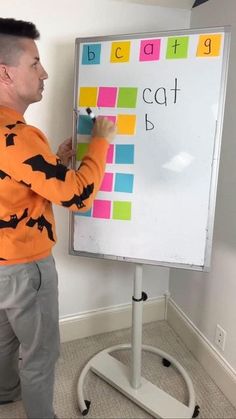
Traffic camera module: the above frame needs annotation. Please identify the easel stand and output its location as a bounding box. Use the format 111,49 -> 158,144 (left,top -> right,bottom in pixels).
77,264 -> 199,418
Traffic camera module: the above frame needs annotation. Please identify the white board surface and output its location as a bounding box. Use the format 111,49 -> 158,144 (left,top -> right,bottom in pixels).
70,27 -> 230,270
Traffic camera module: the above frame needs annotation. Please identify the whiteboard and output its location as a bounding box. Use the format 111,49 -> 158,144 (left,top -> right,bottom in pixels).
69,27 -> 230,271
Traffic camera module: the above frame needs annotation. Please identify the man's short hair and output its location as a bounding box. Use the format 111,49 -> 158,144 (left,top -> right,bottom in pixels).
0,18 -> 40,65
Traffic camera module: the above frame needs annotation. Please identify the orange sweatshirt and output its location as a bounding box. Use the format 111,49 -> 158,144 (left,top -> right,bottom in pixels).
0,106 -> 109,265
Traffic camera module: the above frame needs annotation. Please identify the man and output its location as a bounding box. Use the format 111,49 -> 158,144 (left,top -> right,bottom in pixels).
0,17 -> 116,419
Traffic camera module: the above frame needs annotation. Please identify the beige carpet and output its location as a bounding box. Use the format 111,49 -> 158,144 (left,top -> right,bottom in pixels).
0,320 -> 235,419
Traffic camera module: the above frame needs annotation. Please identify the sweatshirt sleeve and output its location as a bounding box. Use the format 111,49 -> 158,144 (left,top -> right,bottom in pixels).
2,125 -> 109,212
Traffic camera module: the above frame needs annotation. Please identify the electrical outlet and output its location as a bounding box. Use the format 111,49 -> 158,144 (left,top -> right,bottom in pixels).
215,324 -> 226,351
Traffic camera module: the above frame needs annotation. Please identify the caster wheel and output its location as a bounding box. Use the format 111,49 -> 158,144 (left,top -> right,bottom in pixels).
192,404 -> 200,418
82,400 -> 91,416
162,358 -> 171,367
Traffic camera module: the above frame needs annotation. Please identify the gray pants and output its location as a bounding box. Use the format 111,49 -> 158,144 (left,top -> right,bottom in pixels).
0,255 -> 60,419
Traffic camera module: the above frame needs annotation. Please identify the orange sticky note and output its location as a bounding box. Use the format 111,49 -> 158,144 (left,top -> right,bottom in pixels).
117,114 -> 136,135
78,87 -> 98,107
110,41 -> 131,63
196,34 -> 222,57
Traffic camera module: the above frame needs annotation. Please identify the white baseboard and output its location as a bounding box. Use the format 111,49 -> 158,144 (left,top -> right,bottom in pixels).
60,296 -> 165,343
167,298 -> 236,409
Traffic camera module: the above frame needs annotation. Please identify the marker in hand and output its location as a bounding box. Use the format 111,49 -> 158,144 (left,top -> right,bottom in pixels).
86,107 -> 96,123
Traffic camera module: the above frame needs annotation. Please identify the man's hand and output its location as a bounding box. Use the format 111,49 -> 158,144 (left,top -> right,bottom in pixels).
57,117 -> 116,166
92,117 -> 117,144
57,138 -> 76,167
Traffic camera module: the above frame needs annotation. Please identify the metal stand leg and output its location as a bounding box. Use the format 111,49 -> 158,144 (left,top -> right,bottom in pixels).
131,264 -> 143,389
77,264 -> 198,418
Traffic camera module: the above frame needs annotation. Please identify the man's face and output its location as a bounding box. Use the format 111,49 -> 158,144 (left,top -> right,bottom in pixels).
9,38 -> 48,107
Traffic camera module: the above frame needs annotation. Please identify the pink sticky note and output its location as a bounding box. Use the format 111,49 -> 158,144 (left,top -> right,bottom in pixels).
106,144 -> 114,164
139,39 -> 161,61
102,115 -> 117,124
97,87 -> 117,107
100,173 -> 113,192
93,200 -> 111,219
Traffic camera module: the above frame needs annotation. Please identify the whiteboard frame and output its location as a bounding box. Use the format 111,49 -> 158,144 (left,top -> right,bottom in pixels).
69,26 -> 231,271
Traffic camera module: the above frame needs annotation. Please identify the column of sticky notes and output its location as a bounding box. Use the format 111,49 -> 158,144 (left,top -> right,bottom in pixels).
76,83 -> 137,221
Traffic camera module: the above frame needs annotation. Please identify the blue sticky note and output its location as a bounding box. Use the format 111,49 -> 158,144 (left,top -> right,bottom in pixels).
77,115 -> 93,135
115,145 -> 134,164
82,44 -> 101,65
114,173 -> 134,193
75,209 -> 92,217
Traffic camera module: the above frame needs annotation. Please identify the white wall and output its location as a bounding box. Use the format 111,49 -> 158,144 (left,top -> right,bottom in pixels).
170,0 -> 236,372
1,0 -> 190,318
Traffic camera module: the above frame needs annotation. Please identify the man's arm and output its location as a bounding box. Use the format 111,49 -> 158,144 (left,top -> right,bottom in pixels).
1,117 -> 116,212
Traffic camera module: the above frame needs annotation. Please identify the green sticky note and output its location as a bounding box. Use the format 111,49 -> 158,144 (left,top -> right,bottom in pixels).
112,201 -> 132,221
76,143 -> 89,161
166,36 -> 189,59
117,87 -> 138,108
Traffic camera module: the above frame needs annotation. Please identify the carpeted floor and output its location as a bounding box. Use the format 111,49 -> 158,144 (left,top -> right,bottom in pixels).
0,320 -> 235,418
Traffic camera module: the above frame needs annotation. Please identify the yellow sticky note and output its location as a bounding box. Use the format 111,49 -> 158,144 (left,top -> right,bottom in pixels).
78,87 -> 98,107
117,114 -> 136,135
110,41 -> 131,63
196,34 -> 222,57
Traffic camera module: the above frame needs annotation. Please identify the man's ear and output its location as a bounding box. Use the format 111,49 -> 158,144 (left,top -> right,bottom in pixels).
0,64 -> 12,85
